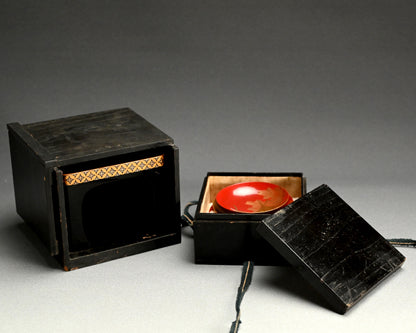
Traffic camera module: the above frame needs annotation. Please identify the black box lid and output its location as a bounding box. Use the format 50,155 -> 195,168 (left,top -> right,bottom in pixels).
15,108 -> 173,166
257,184 -> 405,314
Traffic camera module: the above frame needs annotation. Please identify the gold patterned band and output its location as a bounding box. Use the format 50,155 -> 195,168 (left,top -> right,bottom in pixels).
63,155 -> 164,186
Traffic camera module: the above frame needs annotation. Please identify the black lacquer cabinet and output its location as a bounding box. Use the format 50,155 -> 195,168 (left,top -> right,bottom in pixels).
8,108 -> 181,270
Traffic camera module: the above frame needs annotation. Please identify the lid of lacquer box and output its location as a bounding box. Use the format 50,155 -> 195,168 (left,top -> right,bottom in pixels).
256,184 -> 405,314
14,108 -> 174,166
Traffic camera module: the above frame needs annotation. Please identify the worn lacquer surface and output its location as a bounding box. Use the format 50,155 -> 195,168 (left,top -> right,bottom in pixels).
23,108 -> 173,163
258,185 -> 405,313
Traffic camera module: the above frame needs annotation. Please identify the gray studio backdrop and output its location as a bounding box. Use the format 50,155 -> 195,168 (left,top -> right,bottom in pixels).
1,1 -> 415,332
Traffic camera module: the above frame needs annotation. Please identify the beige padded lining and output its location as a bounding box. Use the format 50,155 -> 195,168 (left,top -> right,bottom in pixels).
200,175 -> 303,213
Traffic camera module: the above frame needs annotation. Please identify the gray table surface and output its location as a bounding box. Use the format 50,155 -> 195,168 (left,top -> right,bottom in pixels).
1,1 -> 415,332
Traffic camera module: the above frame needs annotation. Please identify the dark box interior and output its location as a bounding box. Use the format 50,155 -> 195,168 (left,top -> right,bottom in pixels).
61,146 -> 178,255
193,172 -> 306,265
8,108 -> 181,270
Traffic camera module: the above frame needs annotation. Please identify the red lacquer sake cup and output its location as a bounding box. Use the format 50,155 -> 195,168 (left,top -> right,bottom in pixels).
213,182 -> 293,214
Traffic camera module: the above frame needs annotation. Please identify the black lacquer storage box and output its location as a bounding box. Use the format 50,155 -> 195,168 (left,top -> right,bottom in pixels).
193,172 -> 306,265
7,108 -> 181,270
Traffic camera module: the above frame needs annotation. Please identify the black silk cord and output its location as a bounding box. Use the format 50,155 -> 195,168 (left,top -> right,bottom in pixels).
229,261 -> 254,333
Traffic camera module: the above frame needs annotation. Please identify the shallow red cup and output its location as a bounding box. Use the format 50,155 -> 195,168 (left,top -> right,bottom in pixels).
214,182 -> 292,214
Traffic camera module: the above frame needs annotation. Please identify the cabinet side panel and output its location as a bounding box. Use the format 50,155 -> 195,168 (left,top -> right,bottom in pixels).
8,127 -> 57,255
172,145 -> 181,230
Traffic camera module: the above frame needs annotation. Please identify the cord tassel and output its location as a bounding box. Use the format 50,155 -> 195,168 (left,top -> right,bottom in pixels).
230,261 -> 254,333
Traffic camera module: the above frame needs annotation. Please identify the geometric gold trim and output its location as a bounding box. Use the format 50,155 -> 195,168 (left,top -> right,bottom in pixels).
63,154 -> 164,186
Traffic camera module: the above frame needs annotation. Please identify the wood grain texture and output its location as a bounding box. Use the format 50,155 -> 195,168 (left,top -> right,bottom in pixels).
23,108 -> 173,164
257,184 -> 405,314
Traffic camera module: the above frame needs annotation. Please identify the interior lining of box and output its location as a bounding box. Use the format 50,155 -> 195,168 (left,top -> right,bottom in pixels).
200,175 -> 303,213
